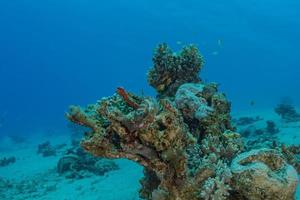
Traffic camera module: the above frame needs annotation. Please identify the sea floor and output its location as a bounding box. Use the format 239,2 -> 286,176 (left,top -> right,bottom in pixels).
0,108 -> 299,200
0,132 -> 143,200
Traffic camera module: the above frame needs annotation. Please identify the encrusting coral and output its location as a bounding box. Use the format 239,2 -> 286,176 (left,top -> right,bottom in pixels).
67,44 -> 299,200
231,148 -> 298,200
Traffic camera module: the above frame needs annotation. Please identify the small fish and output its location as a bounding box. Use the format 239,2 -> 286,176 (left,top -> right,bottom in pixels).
176,41 -> 182,45
211,51 -> 219,56
250,100 -> 255,106
217,39 -> 223,47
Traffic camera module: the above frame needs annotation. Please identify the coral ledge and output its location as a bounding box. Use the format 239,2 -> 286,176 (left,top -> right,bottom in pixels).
67,43 -> 298,200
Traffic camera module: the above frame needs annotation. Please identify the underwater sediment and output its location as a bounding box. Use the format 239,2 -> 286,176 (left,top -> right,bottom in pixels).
67,43 -> 299,200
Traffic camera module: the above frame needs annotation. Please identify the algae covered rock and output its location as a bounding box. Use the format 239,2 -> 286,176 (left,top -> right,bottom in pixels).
67,44 -> 299,200
37,141 -> 57,157
0,156 -> 16,167
175,83 -> 213,121
57,146 -> 119,179
231,148 -> 298,200
274,102 -> 300,122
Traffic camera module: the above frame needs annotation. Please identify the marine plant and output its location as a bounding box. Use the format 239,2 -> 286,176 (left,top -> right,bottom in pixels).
67,43 -> 298,200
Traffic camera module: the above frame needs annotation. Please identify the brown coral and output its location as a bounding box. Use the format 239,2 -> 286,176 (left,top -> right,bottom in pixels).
148,43 -> 203,97
67,44 -> 298,200
230,148 -> 298,200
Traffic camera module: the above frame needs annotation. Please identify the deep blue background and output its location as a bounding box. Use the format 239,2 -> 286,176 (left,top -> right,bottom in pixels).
0,0 -> 300,134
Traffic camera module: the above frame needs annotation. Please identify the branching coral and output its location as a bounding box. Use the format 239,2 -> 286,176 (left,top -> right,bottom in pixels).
147,43 -> 203,97
67,44 -> 298,200
274,102 -> 300,122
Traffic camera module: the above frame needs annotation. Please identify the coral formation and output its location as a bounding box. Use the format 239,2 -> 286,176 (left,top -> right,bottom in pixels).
281,144 -> 300,173
57,145 -> 119,179
265,120 -> 279,134
275,102 -> 300,122
0,156 -> 16,167
237,117 -> 299,175
67,44 -> 299,199
231,148 -> 298,200
37,141 -> 57,157
147,43 -> 203,97
175,83 -> 213,121
238,118 -> 282,152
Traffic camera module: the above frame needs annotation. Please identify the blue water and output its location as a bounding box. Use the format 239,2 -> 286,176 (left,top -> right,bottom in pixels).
1,0 -> 300,134
0,1 -> 300,199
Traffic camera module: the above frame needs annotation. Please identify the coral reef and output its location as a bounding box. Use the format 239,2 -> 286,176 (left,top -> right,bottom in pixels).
275,102 -> 300,122
175,83 -> 214,121
237,117 -> 299,174
67,44 -> 299,199
231,148 -> 298,200
281,144 -> 300,173
57,145 -> 119,179
0,156 -> 16,167
265,120 -> 279,134
147,43 -> 203,97
37,141 -> 57,157
238,119 -> 281,151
